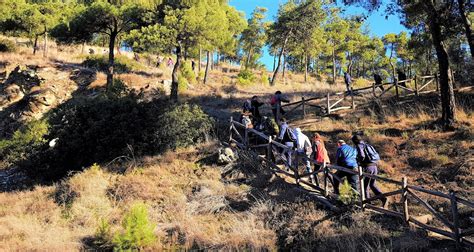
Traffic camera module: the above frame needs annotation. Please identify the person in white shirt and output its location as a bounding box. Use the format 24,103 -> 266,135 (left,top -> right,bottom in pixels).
278,118 -> 295,171
295,128 -> 315,184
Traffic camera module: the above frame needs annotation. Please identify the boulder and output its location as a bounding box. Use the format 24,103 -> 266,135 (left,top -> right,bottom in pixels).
22,88 -> 57,119
217,147 -> 237,165
70,68 -> 97,87
3,65 -> 43,92
0,84 -> 24,107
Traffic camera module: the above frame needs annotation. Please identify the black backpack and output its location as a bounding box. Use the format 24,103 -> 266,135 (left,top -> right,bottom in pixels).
362,143 -> 380,164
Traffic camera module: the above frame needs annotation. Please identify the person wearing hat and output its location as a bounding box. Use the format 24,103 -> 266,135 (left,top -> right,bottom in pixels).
352,134 -> 388,208
333,139 -> 359,194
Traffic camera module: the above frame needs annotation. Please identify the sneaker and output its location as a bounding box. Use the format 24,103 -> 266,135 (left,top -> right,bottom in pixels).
381,197 -> 389,209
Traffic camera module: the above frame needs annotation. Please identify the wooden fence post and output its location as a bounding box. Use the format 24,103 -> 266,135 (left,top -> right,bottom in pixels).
402,177 -> 409,223
326,93 -> 331,115
351,88 -> 355,110
302,97 -> 306,119
395,79 -> 400,99
358,166 -> 365,210
267,136 -> 272,161
229,116 -> 233,142
414,75 -> 419,96
323,163 -> 329,197
372,82 -> 376,97
449,190 -> 461,249
244,125 -> 249,150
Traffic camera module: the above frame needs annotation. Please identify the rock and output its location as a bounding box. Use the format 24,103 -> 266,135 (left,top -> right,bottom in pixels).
22,88 -> 57,119
4,65 -> 43,92
70,68 -> 97,87
218,147 -> 237,165
0,84 -> 24,107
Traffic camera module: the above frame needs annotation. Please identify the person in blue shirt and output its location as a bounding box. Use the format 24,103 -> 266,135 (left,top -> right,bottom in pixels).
333,139 -> 359,195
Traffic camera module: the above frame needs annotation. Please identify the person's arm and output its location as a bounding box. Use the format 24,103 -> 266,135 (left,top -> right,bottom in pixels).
281,96 -> 290,103
356,143 -> 365,163
256,101 -> 264,107
278,124 -> 287,140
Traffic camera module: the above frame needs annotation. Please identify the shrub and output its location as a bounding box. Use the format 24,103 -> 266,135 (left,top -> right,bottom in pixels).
338,180 -> 358,205
0,38 -> 16,52
24,96 -> 213,180
157,103 -> 214,151
180,61 -> 196,84
83,55 -> 143,73
113,203 -> 156,250
107,78 -> 131,98
178,75 -> 188,92
0,120 -> 48,166
237,69 -> 256,86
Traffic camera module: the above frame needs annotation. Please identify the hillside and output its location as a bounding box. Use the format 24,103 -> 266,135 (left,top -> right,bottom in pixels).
0,42 -> 473,251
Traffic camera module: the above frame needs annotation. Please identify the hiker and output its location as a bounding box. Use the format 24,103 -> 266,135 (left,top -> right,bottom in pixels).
295,128 -> 314,184
344,72 -> 352,93
191,60 -> 196,71
270,91 -> 289,121
373,73 -> 385,91
167,57 -> 174,67
311,133 -> 330,186
333,139 -> 359,195
250,96 -> 264,121
241,112 -> 253,128
397,70 -> 407,87
352,134 -> 388,208
278,118 -> 296,171
156,56 -> 163,67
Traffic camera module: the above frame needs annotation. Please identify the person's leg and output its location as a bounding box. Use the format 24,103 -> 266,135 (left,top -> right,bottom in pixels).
272,108 -> 277,120
347,168 -> 359,192
367,166 -> 383,196
333,170 -> 344,194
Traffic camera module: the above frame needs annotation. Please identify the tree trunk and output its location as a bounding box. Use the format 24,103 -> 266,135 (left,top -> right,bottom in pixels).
332,48 -> 336,84
246,48 -> 252,68
81,42 -> 86,54
458,0 -> 474,58
282,54 -> 286,80
106,32 -> 117,91
388,43 -> 396,84
33,35 -> 38,55
43,31 -> 48,58
204,51 -> 211,84
170,42 -> 182,102
304,53 -> 308,83
271,34 -> 290,86
424,1 -> 456,129
347,53 -> 353,76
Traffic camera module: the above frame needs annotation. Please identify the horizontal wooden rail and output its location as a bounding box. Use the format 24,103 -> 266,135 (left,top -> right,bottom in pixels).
363,189 -> 403,204
409,217 -> 455,239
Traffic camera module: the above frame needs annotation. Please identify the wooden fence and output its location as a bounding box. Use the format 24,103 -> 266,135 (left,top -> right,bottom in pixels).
228,117 -> 473,249
276,75 -> 439,121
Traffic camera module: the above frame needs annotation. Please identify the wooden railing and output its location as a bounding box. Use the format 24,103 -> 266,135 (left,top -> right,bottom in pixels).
228,117 -> 473,249
276,75 -> 439,120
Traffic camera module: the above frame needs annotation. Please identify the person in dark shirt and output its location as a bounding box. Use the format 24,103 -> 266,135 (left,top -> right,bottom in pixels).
373,73 -> 385,91
250,96 -> 264,121
344,72 -> 352,93
397,70 -> 407,87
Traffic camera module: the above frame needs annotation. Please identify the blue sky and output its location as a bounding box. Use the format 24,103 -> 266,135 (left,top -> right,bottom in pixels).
229,0 -> 408,70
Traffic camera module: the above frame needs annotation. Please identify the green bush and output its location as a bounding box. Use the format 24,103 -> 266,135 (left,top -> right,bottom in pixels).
83,55 -> 143,73
237,69 -> 256,86
157,103 -> 213,151
107,78 -> 131,98
0,38 -> 16,52
178,75 -> 188,92
180,61 -> 196,84
338,180 -> 359,205
113,203 -> 156,250
23,96 -> 213,180
0,120 -> 48,166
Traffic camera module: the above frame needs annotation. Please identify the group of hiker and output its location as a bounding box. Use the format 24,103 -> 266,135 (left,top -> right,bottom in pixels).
239,92 -> 388,207
344,70 -> 408,93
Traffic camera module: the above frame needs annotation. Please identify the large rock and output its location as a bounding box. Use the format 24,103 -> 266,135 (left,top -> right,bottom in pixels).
22,88 -> 57,119
3,65 -> 43,92
70,68 -> 97,87
0,84 -> 24,108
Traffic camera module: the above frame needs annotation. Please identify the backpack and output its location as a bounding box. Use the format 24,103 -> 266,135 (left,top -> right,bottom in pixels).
270,95 -> 278,105
284,127 -> 297,143
362,143 -> 380,164
242,100 -> 252,112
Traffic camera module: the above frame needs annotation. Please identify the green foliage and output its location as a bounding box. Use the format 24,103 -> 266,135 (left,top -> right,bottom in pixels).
180,61 -> 196,84
94,218 -> 112,248
113,203 -> 156,251
107,78 -> 131,98
240,7 -> 266,68
339,180 -> 358,205
0,120 -> 48,167
157,103 -> 213,151
0,38 -> 16,52
83,55 -> 143,73
237,69 -> 256,86
177,75 -> 189,92
23,97 -> 213,180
